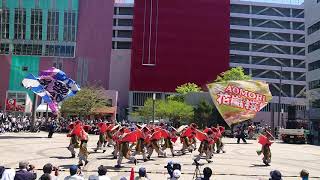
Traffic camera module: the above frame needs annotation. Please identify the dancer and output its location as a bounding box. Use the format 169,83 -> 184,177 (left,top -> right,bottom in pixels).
161,127 -> 177,157
214,125 -> 226,154
67,121 -> 81,158
78,125 -> 90,166
146,129 -> 167,159
179,126 -> 195,154
95,122 -> 107,153
194,129 -> 214,164
257,130 -> 274,166
115,128 -> 137,168
131,127 -> 149,162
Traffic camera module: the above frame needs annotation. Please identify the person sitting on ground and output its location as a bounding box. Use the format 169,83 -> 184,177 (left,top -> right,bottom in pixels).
39,174 -> 51,180
88,165 -> 111,180
269,170 -> 282,180
135,167 -> 150,180
39,163 -> 59,180
1,168 -> 15,180
300,169 -> 309,180
14,161 -> 37,180
63,165 -> 84,180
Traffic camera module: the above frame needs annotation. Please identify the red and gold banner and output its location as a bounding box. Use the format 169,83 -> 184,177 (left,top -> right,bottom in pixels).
207,80 -> 272,126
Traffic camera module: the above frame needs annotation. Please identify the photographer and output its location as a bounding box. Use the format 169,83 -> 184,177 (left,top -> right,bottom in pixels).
196,167 -> 213,180
165,161 -> 181,179
14,161 -> 37,180
39,163 -> 59,180
64,165 -> 84,180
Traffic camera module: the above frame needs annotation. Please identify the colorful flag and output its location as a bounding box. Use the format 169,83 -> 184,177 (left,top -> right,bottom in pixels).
207,80 -> 272,126
22,67 -> 80,114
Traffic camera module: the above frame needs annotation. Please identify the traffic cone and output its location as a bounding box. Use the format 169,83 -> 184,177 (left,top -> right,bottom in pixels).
130,167 -> 134,180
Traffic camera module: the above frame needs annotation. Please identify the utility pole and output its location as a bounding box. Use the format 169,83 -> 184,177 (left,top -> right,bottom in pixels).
277,65 -> 283,128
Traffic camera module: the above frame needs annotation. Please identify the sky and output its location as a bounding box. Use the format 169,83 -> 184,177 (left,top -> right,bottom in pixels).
122,0 -> 304,5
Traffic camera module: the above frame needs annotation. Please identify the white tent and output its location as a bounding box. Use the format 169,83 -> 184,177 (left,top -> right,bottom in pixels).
36,104 -> 61,113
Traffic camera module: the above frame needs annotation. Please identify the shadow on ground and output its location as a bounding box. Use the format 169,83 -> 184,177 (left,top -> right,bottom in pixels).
0,136 -> 44,139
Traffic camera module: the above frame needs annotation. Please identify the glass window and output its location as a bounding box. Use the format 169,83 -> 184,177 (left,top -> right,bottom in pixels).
31,9 -> 43,40
47,11 -> 59,41
118,7 -> 133,15
0,43 -> 10,54
14,8 -> 26,39
117,42 -> 131,49
45,45 -> 75,57
309,60 -> 320,71
63,11 -> 77,42
0,8 -> 10,39
118,19 -> 132,26
308,40 -> 320,53
117,30 -> 132,38
308,20 -> 320,35
12,43 -> 42,56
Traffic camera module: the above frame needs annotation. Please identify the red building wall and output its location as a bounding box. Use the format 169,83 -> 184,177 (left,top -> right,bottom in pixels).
130,0 -> 230,92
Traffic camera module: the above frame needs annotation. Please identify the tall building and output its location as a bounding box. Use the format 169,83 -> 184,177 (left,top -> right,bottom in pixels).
230,0 -> 306,126
129,0 -> 230,109
112,1 -> 307,125
0,0 -> 114,112
305,0 -> 320,144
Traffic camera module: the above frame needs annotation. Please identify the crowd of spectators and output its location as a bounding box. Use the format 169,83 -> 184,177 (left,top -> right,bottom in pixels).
0,111 -> 109,135
0,161 -> 310,180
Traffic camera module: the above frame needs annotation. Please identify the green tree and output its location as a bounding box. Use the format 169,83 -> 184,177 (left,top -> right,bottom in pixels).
168,82 -> 201,102
61,86 -> 109,117
214,67 -> 251,82
194,100 -> 214,128
131,99 -> 194,125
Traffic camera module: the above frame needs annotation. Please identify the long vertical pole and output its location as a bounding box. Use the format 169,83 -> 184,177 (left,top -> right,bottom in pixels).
31,94 -> 38,131
278,65 -> 283,128
152,93 -> 156,124
46,103 -> 49,120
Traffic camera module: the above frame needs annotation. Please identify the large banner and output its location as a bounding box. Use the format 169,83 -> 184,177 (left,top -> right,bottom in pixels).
207,80 -> 272,126
22,67 -> 80,114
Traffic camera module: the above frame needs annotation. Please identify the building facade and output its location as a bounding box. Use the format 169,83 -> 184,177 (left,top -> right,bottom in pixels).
112,1 -> 307,125
305,0 -> 320,144
230,0 -> 306,126
0,0 -> 114,112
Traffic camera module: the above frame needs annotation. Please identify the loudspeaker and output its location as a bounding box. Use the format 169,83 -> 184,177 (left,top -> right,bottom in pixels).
287,105 -> 296,121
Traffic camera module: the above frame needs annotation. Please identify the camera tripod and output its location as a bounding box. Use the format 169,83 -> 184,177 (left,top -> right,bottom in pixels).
192,164 -> 202,180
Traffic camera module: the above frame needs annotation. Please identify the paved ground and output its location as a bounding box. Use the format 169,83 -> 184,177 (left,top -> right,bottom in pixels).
0,132 -> 320,180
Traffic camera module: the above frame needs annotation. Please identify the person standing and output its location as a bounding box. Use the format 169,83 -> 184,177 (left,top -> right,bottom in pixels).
236,125 -> 247,144
48,120 -> 56,138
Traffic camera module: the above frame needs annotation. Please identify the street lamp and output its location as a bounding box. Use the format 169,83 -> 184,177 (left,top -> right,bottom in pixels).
152,93 -> 156,124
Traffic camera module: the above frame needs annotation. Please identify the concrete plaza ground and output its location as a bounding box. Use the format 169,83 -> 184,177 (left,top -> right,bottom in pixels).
0,132 -> 320,180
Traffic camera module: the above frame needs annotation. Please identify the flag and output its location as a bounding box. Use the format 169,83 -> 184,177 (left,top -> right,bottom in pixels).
22,67 -> 80,114
207,80 -> 272,126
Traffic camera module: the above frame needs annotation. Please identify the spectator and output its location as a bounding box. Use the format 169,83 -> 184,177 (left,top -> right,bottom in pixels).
269,170 -> 282,180
203,167 -> 212,180
39,163 -> 59,180
300,169 -> 309,180
14,161 -> 37,180
0,166 -> 5,178
63,165 -> 83,180
119,177 -> 127,180
1,168 -> 15,180
170,169 -> 181,180
88,165 -> 111,180
39,174 -> 51,180
135,167 -> 150,180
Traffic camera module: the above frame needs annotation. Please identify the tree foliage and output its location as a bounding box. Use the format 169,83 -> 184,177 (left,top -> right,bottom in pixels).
131,99 -> 194,124
61,86 -> 110,116
193,100 -> 214,129
214,67 -> 251,82
168,83 -> 201,102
